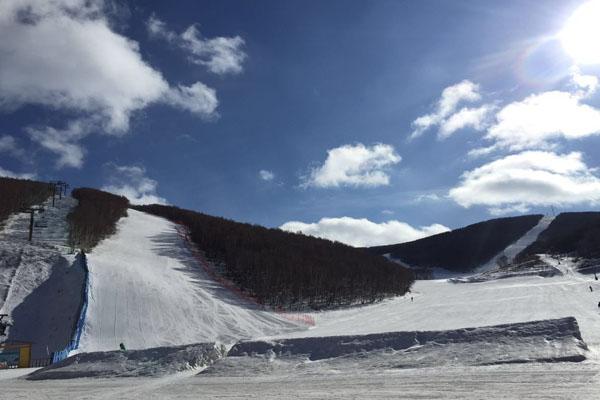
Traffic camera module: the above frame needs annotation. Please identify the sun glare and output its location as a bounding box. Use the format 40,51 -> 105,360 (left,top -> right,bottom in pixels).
560,0 -> 600,65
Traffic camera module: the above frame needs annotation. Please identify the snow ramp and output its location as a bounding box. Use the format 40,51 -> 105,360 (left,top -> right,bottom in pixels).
28,343 -> 225,380
78,209 -> 301,353
204,317 -> 587,376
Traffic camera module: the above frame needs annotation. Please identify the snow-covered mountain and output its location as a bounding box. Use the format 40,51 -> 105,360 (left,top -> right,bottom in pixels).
2,184 -> 600,399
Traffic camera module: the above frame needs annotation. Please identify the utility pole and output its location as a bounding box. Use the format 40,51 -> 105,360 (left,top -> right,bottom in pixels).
19,206 -> 44,242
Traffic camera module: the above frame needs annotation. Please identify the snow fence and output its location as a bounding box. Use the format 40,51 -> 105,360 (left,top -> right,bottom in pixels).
52,252 -> 89,363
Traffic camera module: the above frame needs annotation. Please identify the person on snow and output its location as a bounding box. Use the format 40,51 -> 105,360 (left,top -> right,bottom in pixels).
595,273 -> 598,281
0,314 -> 11,336
590,285 -> 594,292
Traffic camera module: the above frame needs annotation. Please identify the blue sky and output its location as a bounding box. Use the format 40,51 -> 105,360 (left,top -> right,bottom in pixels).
2,0 -> 600,246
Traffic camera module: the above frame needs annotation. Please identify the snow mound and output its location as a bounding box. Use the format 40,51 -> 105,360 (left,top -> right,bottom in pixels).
27,343 -> 225,380
204,317 -> 587,376
450,258 -> 562,283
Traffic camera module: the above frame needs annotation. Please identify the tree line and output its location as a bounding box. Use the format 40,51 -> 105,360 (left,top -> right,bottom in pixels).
0,177 -> 53,224
133,204 -> 414,310
68,188 -> 129,251
369,215 -> 543,272
516,212 -> 600,261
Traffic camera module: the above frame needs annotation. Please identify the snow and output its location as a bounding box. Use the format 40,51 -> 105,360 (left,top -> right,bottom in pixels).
271,272 -> 600,363
78,209 -> 301,353
477,215 -> 554,273
2,363 -> 600,399
204,317 -> 586,377
0,196 -> 83,358
28,343 -> 225,380
3,202 -> 600,398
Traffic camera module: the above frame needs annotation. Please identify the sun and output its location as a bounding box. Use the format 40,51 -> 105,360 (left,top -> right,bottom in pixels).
559,0 -> 600,65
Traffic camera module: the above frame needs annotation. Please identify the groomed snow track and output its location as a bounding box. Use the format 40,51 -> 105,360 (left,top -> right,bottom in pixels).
78,209 -> 302,353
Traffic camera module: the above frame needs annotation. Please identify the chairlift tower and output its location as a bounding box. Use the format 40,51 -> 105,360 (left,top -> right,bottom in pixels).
19,206 -> 44,242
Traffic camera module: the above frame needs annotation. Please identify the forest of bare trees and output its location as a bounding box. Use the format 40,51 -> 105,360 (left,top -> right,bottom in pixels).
0,177 -> 53,224
517,212 -> 600,261
134,204 -> 415,310
67,188 -> 129,251
370,215 -> 544,272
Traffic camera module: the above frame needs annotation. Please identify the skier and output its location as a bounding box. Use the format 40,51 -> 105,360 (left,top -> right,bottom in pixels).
598,301 -> 600,308
595,273 -> 598,281
119,342 -> 126,351
590,285 -> 594,292
411,296 -> 414,302
0,314 -> 11,336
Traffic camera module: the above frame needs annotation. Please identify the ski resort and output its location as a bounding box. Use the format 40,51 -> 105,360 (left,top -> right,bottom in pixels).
1,176 -> 600,398
3,0 -> 600,398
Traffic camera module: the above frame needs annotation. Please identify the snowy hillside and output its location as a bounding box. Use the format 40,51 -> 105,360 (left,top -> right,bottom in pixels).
78,209 -> 302,353
0,196 -> 83,359
477,215 -> 555,273
3,193 -> 600,399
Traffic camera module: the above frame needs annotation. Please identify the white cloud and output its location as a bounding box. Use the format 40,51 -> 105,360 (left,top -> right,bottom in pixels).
485,91 -> 600,151
102,164 -> 167,205
488,204 -> 532,216
0,0 -> 167,133
0,1 -> 220,167
148,15 -> 246,75
0,166 -> 35,180
280,217 -> 450,247
449,151 -> 600,213
438,105 -> 495,139
570,66 -> 599,96
303,143 -> 401,188
0,135 -> 25,159
410,80 -> 485,139
164,82 -> 218,119
259,169 -> 275,181
27,119 -> 88,168
414,193 -> 442,203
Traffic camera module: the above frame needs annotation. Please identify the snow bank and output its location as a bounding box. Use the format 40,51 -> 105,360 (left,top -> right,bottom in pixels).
450,259 -> 562,283
27,343 -> 225,380
204,317 -> 586,376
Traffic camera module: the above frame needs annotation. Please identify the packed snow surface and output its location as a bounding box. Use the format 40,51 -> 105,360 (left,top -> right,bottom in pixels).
0,196 -> 83,358
3,363 -> 600,399
29,343 -> 225,380
78,209 -> 300,353
204,317 -> 586,376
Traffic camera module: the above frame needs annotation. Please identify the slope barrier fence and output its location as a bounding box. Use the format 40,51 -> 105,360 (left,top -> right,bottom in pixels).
176,225 -> 316,327
51,251 -> 90,364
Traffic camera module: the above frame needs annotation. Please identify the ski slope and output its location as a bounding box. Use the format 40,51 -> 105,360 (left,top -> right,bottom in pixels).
478,215 -> 554,273
78,209 -> 301,353
0,196 -> 83,358
273,268 -> 600,361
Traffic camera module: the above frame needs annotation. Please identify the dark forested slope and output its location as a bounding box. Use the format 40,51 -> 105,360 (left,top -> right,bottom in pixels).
370,215 -> 543,272
0,177 -> 53,224
68,188 -> 129,251
516,212 -> 600,261
134,204 -> 414,310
